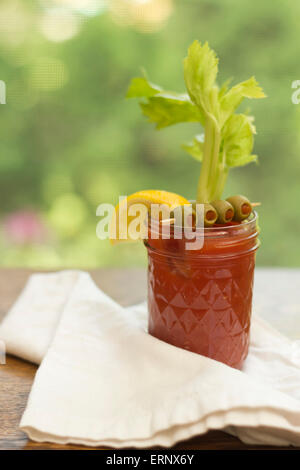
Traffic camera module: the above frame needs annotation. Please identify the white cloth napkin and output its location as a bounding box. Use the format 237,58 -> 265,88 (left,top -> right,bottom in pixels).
1,271 -> 300,448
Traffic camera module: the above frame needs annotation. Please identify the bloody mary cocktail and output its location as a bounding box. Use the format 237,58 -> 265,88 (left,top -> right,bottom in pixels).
146,214 -> 259,369
110,40 -> 266,369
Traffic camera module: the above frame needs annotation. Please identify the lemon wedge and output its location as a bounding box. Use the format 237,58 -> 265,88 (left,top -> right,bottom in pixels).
109,190 -> 190,244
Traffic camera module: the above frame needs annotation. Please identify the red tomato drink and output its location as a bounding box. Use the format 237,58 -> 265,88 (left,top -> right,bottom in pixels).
146,213 -> 259,369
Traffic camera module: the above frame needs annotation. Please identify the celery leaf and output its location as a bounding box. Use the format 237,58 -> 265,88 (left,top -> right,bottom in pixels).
220,77 -> 266,126
182,134 -> 204,161
183,41 -> 219,114
140,93 -> 204,129
126,77 -> 161,98
223,114 -> 257,167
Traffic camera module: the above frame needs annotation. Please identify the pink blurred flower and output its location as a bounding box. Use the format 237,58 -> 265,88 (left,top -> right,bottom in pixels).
2,210 -> 48,245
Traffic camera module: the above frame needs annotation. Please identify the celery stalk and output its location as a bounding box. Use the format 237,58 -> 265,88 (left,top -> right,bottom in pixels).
127,41 -> 266,204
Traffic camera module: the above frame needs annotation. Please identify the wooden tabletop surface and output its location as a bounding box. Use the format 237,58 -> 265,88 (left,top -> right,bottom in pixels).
0,267 -> 299,451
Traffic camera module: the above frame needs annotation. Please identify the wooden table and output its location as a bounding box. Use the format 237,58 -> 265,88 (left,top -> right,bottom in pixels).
0,268 -> 299,450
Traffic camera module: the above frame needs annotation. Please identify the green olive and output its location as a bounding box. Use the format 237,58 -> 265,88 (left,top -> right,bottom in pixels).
203,203 -> 218,227
226,195 -> 252,221
210,200 -> 234,224
191,202 -> 218,227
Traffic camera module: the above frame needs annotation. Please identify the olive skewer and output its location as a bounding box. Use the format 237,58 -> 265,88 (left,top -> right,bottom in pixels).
161,196 -> 258,228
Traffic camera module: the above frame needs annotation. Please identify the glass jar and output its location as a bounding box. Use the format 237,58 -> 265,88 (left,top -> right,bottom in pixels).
145,213 -> 259,369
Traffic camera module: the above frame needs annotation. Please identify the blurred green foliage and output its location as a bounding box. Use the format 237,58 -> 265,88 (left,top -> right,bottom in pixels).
0,0 -> 299,268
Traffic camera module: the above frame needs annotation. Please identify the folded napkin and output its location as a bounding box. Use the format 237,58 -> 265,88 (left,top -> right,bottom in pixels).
1,271 -> 300,448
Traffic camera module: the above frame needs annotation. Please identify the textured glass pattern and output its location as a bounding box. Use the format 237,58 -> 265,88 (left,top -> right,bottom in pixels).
148,255 -> 256,369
